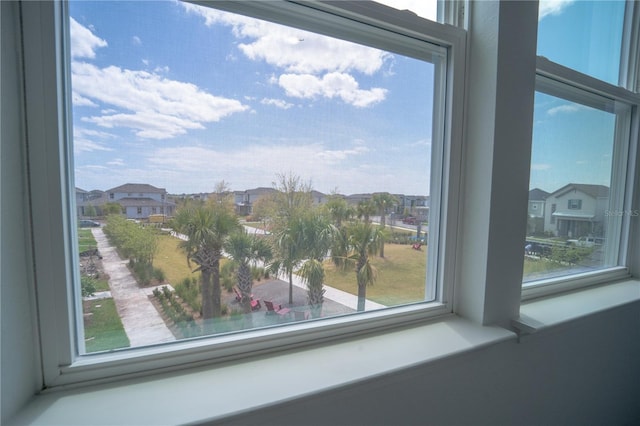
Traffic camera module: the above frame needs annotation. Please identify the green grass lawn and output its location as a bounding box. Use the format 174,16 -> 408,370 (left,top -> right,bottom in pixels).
83,298 -> 130,353
522,257 -> 565,280
323,243 -> 428,306
78,228 -> 97,252
154,234 -> 201,285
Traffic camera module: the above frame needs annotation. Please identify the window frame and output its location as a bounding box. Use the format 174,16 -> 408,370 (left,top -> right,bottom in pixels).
23,0 -> 466,388
521,51 -> 640,299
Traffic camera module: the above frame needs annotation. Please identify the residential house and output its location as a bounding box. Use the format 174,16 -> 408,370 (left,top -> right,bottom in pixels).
234,187 -> 278,216
544,183 -> 609,238
395,194 -> 430,221
527,188 -> 549,234
105,183 -> 175,219
310,190 -> 328,206
76,188 -> 106,217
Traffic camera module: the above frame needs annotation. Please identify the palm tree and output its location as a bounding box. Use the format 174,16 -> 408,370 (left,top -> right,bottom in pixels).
298,214 -> 334,317
269,173 -> 313,305
270,215 -> 306,305
173,200 -> 239,323
224,230 -> 272,316
323,195 -> 353,228
335,220 -> 384,311
356,199 -> 377,224
371,192 -> 398,257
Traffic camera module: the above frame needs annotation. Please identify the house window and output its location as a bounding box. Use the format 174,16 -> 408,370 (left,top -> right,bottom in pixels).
109,193 -> 114,199
18,0 -> 463,386
522,1 -> 637,295
568,199 -> 582,210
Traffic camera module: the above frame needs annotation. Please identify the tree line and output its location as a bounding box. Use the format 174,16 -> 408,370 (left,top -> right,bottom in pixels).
170,174 -> 400,329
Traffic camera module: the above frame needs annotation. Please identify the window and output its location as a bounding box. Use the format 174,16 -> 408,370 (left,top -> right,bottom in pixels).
567,199 -> 582,210
537,0 -> 626,85
522,1 -> 638,294
23,0 -> 464,386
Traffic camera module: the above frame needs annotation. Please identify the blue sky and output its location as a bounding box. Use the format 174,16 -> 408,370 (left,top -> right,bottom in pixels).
531,0 -> 625,194
70,0 -> 625,197
69,0 -> 437,195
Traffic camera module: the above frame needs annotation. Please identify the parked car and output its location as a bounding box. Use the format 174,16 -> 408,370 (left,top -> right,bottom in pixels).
566,236 -> 598,247
78,219 -> 100,228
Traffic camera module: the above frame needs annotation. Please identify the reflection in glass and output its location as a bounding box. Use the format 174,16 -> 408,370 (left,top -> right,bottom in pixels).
524,90 -> 619,282
537,0 -> 625,85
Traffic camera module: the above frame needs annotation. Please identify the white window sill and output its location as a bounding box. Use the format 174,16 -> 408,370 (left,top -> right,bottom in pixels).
514,279 -> 640,335
10,316 -> 513,425
10,279 -> 639,425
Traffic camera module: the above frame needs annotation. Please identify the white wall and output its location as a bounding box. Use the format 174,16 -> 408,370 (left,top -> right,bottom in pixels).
1,1 -> 40,422
213,304 -> 640,426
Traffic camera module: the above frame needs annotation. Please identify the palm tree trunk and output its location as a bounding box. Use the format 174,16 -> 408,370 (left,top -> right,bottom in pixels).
288,270 -> 293,305
212,256 -> 222,317
201,269 -> 214,330
357,282 -> 367,311
379,214 -> 386,258
356,256 -> 367,311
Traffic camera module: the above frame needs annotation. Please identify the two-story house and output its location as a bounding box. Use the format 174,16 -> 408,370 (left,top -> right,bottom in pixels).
234,187 -> 278,216
527,188 -> 549,234
544,183 -> 609,238
105,183 -> 175,220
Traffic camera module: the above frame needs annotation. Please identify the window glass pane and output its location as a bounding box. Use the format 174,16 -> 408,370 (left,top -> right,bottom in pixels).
537,0 -> 626,85
69,2 -> 442,353
524,87 -> 623,283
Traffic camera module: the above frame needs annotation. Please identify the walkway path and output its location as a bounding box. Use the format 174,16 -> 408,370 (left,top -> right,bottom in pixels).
92,228 -> 175,347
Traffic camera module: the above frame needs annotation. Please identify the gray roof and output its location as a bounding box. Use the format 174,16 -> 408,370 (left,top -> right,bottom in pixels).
528,188 -> 550,201
107,183 -> 166,194
550,183 -> 609,199
117,197 -> 175,207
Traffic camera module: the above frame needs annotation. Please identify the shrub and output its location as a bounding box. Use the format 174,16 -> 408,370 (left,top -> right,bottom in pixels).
81,275 -> 97,297
153,267 -> 166,283
175,276 -> 201,314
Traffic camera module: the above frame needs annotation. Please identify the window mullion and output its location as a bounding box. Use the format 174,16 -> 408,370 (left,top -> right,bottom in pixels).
619,1 -> 640,91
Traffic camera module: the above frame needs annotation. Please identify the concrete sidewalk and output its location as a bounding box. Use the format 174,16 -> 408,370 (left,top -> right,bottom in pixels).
277,270 -> 386,311
92,228 -> 175,347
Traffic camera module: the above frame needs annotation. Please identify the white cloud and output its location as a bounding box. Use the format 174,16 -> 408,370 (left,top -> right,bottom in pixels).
132,35 -> 142,46
261,98 -> 294,109
316,145 -> 369,163
69,19 -> 248,139
73,127 -> 115,153
538,0 -> 575,21
107,158 -> 125,166
547,104 -> 582,116
69,17 -> 107,59
279,72 -> 387,107
71,62 -> 249,139
146,142 -> 377,193
181,3 -> 389,75
72,92 -> 98,107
